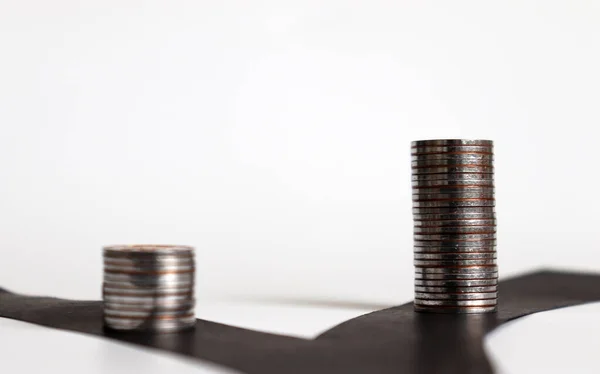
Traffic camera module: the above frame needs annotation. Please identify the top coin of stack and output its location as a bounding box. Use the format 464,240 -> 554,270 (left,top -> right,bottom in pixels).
411,139 -> 497,313
103,245 -> 196,332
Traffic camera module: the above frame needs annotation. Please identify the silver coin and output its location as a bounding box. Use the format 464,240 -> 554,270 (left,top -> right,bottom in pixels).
415,285 -> 497,293
413,200 -> 495,208
412,180 -> 495,189
412,150 -> 493,159
415,241 -> 496,249
411,139 -> 493,147
415,266 -> 498,274
103,276 -> 195,288
414,218 -> 496,226
414,259 -> 497,267
414,252 -> 496,260
414,232 -> 496,240
415,266 -> 498,280
411,153 -> 493,161
104,264 -> 195,273
104,256 -> 195,266
412,159 -> 493,167
104,313 -> 195,322
414,246 -> 496,254
104,244 -> 193,255
414,226 -> 495,235
412,185 -> 495,194
103,286 -> 193,296
412,166 -> 494,175
414,279 -> 498,286
413,211 -> 496,220
103,294 -> 194,305
415,272 -> 498,280
414,298 -> 497,306
413,191 -> 495,200
103,305 -> 195,316
412,173 -> 494,181
414,304 -> 497,313
102,278 -> 195,290
415,292 -> 497,300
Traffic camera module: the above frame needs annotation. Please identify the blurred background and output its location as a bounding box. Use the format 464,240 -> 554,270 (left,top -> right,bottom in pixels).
0,1 -> 599,334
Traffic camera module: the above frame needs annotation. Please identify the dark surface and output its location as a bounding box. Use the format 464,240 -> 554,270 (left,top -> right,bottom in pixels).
1,270 -> 599,374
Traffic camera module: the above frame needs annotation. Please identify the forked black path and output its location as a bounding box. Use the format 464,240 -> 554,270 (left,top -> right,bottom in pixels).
1,270 -> 599,374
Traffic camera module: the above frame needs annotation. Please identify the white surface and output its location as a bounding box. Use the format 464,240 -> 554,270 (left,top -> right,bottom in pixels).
485,302 -> 600,374
0,0 -> 599,362
0,318 -> 239,374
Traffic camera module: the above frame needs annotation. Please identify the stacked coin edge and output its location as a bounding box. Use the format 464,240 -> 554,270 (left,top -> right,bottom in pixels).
412,139 -> 497,313
103,245 -> 196,332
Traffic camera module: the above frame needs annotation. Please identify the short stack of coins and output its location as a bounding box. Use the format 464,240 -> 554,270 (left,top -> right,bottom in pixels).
412,139 -> 497,313
103,245 -> 196,332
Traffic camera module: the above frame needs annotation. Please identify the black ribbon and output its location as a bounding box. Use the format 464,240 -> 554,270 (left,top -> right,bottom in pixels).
1,270 -> 599,374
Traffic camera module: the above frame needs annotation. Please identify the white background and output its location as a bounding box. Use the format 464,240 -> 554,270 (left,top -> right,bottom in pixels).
1,1 -> 599,372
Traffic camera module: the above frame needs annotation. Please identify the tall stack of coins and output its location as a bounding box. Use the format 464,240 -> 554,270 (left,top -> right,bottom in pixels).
412,139 -> 497,313
103,245 -> 196,332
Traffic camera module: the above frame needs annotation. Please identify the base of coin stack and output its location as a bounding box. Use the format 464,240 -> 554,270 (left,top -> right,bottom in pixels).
102,244 -> 196,332
411,139 -> 497,313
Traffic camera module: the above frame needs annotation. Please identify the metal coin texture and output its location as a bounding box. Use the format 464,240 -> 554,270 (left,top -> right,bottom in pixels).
414,226 -> 495,234
414,252 -> 496,260
414,285 -> 497,293
414,259 -> 497,267
411,153 -> 493,161
102,244 -> 196,332
415,292 -> 498,300
415,266 -> 498,274
411,173 -> 494,181
411,166 -> 494,174
412,159 -> 493,167
411,139 -> 493,147
414,279 -> 498,287
413,199 -> 495,208
414,218 -> 496,227
414,299 -> 497,307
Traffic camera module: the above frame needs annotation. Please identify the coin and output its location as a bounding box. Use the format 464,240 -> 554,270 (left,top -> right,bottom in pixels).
414,285 -> 497,293
414,279 -> 498,286
411,153 -> 493,161
411,139 -> 493,147
414,218 -> 496,226
413,212 -> 496,220
103,244 -> 196,332
415,243 -> 496,252
414,227 -> 495,235
413,192 -> 495,200
102,286 -> 194,296
414,299 -> 497,306
412,159 -> 493,167
414,252 -> 496,260
412,185 -> 495,194
414,259 -> 497,267
412,166 -> 494,175
412,171 -> 494,180
415,266 -> 498,274
411,149 -> 493,157
415,292 -> 497,300
414,233 -> 496,241
413,200 -> 495,209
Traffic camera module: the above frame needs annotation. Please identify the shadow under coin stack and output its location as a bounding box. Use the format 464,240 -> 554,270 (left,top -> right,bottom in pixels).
103,245 -> 196,332
412,139 -> 497,313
